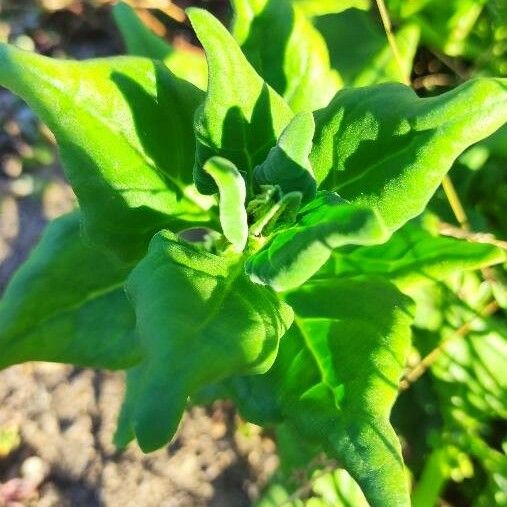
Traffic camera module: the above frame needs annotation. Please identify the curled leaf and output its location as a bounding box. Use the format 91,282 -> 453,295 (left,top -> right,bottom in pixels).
120,231 -> 293,451
204,157 -> 249,252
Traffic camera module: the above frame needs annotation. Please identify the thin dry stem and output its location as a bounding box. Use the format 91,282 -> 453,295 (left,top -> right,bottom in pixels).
375,0 -> 472,232
374,0 -> 410,86
441,175 -> 470,230
412,73 -> 456,90
438,223 -> 507,251
137,8 -> 168,36
399,301 -> 500,390
157,3 -> 186,23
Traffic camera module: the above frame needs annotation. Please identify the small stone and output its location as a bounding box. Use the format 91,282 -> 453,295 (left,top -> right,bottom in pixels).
21,456 -> 50,487
9,175 -> 34,197
2,155 -> 22,178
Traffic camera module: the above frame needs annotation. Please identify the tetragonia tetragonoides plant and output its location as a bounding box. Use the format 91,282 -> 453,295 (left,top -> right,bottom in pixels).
0,2 -> 506,506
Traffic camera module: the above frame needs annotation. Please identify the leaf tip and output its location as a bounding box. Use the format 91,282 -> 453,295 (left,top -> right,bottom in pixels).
186,7 -> 212,32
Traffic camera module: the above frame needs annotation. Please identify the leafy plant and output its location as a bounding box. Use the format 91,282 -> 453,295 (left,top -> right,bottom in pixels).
0,1 -> 506,506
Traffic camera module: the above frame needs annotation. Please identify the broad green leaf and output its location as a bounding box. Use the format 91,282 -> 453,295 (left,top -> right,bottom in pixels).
311,78 -> 507,232
231,277 -> 414,506
0,44 -> 206,262
318,220 -> 506,289
275,423 -> 322,475
315,9 -> 419,87
232,0 -> 342,112
0,213 -> 142,371
292,0 -> 370,17
254,112 -> 317,202
120,231 -> 293,451
484,123 -> 507,159
188,8 -> 294,195
112,1 -> 208,90
246,192 -> 387,291
203,157 -> 248,252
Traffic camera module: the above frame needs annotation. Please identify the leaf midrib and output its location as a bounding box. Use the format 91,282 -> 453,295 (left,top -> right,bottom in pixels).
31,68 -> 206,213
333,100 -> 507,194
1,280 -> 126,349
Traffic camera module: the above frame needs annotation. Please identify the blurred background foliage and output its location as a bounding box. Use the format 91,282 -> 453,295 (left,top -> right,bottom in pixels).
0,0 -> 506,506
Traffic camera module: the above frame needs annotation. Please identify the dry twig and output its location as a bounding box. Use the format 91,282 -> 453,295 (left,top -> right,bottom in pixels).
399,300 -> 500,390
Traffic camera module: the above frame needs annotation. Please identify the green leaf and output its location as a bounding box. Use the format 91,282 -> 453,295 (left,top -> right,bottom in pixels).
188,8 -> 294,195
112,1 -> 208,90
203,157 -> 249,252
246,192 -> 387,291
254,112 -> 317,203
292,0 -> 370,17
315,9 -> 419,86
319,220 -> 506,290
249,191 -> 304,238
0,44 -> 206,262
0,213 -> 142,371
310,78 -> 507,232
231,277 -> 414,506
232,0 -> 342,112
120,231 -> 293,451
255,483 -> 296,507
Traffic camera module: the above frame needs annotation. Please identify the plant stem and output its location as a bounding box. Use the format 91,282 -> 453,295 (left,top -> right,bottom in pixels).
374,0 -> 410,86
375,0 -> 472,232
438,222 -> 507,251
399,300 -> 499,390
441,175 -> 470,230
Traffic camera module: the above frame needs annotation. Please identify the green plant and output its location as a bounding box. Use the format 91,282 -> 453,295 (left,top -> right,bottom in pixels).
0,1 -> 506,505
